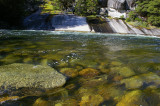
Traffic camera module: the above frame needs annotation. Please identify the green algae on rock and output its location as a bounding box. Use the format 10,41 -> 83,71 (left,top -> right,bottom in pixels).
110,66 -> 135,77
0,63 -> 66,89
116,90 -> 148,106
60,68 -> 78,78
79,68 -> 100,78
121,72 -> 160,89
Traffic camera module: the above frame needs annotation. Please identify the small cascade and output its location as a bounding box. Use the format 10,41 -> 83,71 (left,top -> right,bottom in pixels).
51,14 -> 90,31
23,11 -> 90,31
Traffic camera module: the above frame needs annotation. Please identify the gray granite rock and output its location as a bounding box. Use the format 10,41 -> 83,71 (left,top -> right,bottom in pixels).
0,63 -> 66,90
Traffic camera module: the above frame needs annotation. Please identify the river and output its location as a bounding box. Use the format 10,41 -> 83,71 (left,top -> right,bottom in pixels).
0,30 -> 160,105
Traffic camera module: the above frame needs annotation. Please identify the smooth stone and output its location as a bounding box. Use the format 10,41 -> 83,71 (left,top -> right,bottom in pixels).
110,61 -> 123,67
121,76 -> 143,89
110,66 -> 135,77
79,75 -> 108,87
70,59 -> 98,68
116,90 -> 148,106
0,63 -> 66,89
23,57 -> 32,63
33,98 -> 48,106
60,68 -> 78,78
98,84 -> 125,101
80,94 -> 103,106
121,72 -> 160,89
55,99 -> 78,106
79,68 -> 99,78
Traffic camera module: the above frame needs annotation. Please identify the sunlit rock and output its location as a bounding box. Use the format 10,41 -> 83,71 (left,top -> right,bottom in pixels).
23,57 -> 33,63
55,99 -> 78,106
121,72 -> 160,89
116,90 -> 148,106
121,76 -> 143,89
80,94 -> 103,106
0,63 -> 66,90
98,84 -> 125,101
110,66 -> 135,77
110,61 -> 123,67
79,68 -> 100,78
79,75 -> 108,87
33,98 -> 49,106
60,68 -> 78,78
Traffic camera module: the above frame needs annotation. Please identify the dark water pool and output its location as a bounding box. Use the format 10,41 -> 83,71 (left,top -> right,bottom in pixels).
0,30 -> 160,105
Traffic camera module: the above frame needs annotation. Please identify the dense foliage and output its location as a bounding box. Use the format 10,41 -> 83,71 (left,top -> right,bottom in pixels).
41,0 -> 98,16
75,0 -> 99,16
126,0 -> 160,27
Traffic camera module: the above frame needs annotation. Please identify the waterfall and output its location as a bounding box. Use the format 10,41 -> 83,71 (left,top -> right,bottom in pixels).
23,11 -> 90,31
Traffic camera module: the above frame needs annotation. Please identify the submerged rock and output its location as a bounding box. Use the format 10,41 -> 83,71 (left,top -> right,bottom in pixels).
79,68 -> 100,78
121,72 -> 160,89
33,98 -> 49,106
79,94 -> 103,106
0,63 -> 66,90
60,68 -> 78,78
116,90 -> 148,106
110,66 -> 135,77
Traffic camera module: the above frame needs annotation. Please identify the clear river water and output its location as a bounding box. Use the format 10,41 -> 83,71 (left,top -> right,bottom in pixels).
0,30 -> 160,105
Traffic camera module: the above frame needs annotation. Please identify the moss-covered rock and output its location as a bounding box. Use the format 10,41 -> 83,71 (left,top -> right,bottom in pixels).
79,94 -> 103,106
116,90 -> 148,106
0,63 -> 66,90
110,61 -> 123,67
110,66 -> 135,77
121,76 -> 143,89
98,84 -> 125,101
121,72 -> 160,89
33,98 -> 49,106
79,75 -> 108,87
79,68 -> 99,78
60,68 -> 78,78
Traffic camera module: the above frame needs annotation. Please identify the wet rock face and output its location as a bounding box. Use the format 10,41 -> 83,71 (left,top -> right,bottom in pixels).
126,0 -> 137,10
0,63 -> 66,90
108,0 -> 126,10
107,0 -> 137,10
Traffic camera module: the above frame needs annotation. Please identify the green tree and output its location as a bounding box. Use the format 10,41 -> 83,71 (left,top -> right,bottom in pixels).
75,0 -> 98,16
128,0 -> 160,27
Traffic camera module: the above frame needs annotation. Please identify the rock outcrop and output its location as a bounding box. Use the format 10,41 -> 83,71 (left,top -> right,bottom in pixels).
89,18 -> 160,36
0,63 -> 66,90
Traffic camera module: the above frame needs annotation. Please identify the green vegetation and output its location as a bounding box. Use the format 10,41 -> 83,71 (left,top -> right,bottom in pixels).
126,0 -> 160,27
75,0 -> 99,16
0,0 -> 159,28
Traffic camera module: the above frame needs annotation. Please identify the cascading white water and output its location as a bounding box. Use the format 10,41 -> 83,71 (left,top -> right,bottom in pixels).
51,14 -> 90,31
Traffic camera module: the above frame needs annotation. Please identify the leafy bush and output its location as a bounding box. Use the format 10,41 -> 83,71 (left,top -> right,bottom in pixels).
135,0 -> 160,27
127,11 -> 137,21
75,0 -> 98,16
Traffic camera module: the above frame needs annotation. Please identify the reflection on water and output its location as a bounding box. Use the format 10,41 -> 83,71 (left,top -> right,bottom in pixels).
0,30 -> 160,105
